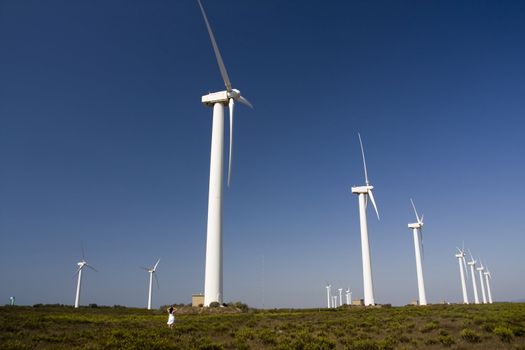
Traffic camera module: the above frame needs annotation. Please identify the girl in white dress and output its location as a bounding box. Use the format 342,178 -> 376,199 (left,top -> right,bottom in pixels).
167,306 -> 175,328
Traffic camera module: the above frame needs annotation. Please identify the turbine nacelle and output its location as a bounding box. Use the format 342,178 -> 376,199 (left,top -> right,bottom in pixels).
408,222 -> 423,229
351,185 -> 373,194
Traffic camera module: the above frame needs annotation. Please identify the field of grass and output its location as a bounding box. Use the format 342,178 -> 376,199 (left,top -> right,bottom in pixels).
1,303 -> 525,349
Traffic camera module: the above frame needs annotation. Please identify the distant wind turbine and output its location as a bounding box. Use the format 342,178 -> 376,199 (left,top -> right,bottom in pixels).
74,244 -> 97,308
467,251 -> 480,304
408,199 -> 427,306
325,284 -> 331,308
351,133 -> 380,306
345,288 -> 352,305
483,267 -> 493,304
197,0 -> 254,306
477,259 -> 487,304
338,288 -> 343,307
455,246 -> 469,304
142,259 -> 160,310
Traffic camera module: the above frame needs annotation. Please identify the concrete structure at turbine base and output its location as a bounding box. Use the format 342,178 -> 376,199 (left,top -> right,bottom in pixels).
192,294 -> 205,307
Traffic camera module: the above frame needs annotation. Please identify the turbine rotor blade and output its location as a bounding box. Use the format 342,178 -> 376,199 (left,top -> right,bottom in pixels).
357,133 -> 369,185
197,0 -> 232,92
81,241 -> 85,260
419,228 -> 424,259
73,267 -> 82,278
86,264 -> 97,272
153,259 -> 161,271
154,272 -> 160,289
367,189 -> 380,221
410,198 -> 420,223
237,95 -> 253,109
227,98 -> 234,187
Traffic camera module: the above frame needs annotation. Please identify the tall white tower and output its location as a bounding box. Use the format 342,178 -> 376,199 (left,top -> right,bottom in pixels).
197,0 -> 253,306
408,199 -> 427,306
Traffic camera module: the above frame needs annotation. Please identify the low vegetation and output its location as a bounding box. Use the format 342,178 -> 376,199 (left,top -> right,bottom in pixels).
1,303 -> 524,349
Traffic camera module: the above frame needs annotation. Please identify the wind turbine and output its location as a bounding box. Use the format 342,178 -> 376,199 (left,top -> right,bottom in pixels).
455,246 -> 469,304
142,259 -> 160,310
484,267 -> 493,304
325,284 -> 331,308
345,288 -> 352,305
332,295 -> 338,308
73,244 -> 97,308
477,258 -> 487,304
351,133 -> 380,306
467,251 -> 480,304
197,0 -> 254,306
338,288 -> 343,307
408,199 -> 427,306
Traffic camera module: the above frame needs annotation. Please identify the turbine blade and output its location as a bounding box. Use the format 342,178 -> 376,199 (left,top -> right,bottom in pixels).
237,95 -> 254,109
81,241 -> 85,260
197,0 -> 232,91
227,98 -> 234,187
468,249 -> 474,262
419,228 -> 424,259
73,267 -> 82,278
410,198 -> 420,223
367,189 -> 380,221
456,247 -> 462,254
86,264 -> 97,272
357,133 -> 369,185
140,266 -> 150,271
154,272 -> 160,289
153,259 -> 161,271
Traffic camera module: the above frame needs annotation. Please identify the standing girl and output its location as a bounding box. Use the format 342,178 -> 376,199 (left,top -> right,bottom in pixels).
167,306 -> 175,328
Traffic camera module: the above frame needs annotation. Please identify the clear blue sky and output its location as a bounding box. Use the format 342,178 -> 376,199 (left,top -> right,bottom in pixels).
1,0 -> 524,308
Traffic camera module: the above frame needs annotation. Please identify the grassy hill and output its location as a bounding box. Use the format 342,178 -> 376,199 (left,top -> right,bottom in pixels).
1,303 -> 524,349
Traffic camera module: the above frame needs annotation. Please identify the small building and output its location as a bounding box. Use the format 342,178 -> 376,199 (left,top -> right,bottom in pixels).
351,299 -> 364,306
410,299 -> 419,306
192,294 -> 204,307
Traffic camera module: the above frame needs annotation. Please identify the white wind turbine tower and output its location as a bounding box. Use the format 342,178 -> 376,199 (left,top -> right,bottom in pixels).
484,267 -> 493,304
455,246 -> 469,304
338,288 -> 343,307
197,0 -> 254,306
332,295 -> 338,308
477,258 -> 487,304
467,251 -> 480,304
408,199 -> 427,306
73,245 -> 97,308
351,133 -> 380,306
142,259 -> 160,310
325,284 -> 331,308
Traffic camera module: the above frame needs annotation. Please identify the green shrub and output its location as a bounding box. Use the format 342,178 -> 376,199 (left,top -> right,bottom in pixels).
438,335 -> 455,347
460,328 -> 481,343
350,339 -> 379,350
209,302 -> 220,308
421,321 -> 439,333
494,326 -> 514,342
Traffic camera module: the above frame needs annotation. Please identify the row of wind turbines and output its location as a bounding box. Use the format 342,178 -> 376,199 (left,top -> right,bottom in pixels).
326,134 -> 495,307
325,285 -> 353,308
456,247 -> 494,304
73,246 -> 161,310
